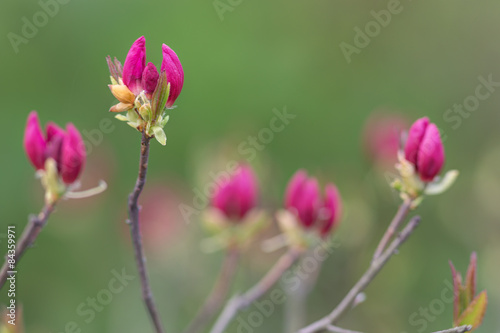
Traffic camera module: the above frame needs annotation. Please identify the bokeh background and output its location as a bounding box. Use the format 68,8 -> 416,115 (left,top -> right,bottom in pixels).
1,0 -> 499,332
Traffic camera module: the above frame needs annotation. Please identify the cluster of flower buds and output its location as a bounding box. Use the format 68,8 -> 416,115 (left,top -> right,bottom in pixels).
202,164 -> 268,251
393,117 -> 458,201
24,111 -> 86,203
107,36 -> 184,145
277,170 -> 342,249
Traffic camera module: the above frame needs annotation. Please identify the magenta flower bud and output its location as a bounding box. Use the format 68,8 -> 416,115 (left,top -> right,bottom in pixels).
285,171 -> 342,236
295,179 -> 320,228
404,117 -> 445,182
122,36 -> 146,94
284,169 -> 308,209
141,62 -> 159,96
60,124 -> 86,184
285,170 -> 321,228
212,164 -> 258,221
161,44 -> 184,108
319,184 -> 342,237
23,111 -> 46,170
404,117 -> 430,166
45,122 -> 66,169
45,134 -> 64,170
46,122 -> 66,142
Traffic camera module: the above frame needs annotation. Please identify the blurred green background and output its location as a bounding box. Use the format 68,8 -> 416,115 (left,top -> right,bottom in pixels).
1,0 -> 499,332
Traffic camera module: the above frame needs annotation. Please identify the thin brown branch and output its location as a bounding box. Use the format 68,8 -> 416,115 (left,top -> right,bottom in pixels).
372,198 -> 412,261
431,325 -> 472,333
326,325 -> 363,333
183,247 -> 240,333
210,248 -> 303,333
299,216 -> 421,333
0,203 -> 56,289
127,130 -> 165,333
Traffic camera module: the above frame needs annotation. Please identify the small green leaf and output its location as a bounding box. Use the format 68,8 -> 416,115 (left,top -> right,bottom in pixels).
465,252 -> 477,303
160,114 -> 170,128
114,114 -> 128,121
457,291 -> 488,331
127,109 -> 139,122
152,126 -> 167,145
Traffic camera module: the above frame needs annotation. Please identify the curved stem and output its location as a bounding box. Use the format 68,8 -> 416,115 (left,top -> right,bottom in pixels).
183,247 -> 240,333
372,198 -> 412,261
127,131 -> 165,333
0,203 -> 56,289
299,216 -> 421,333
210,248 -> 303,333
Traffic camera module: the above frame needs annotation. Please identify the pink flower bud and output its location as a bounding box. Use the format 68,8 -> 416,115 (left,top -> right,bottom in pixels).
284,170 -> 308,208
161,44 -> 184,108
404,117 -> 430,166
212,164 -> 258,221
122,36 -> 146,95
285,170 -> 342,236
23,113 -> 86,185
296,178 -> 320,228
23,111 -> 46,170
285,170 -> 321,228
404,117 -> 445,182
45,134 -> 64,170
45,122 -> 66,169
319,184 -> 342,237
60,124 -> 86,184
46,122 -> 65,142
141,62 -> 159,96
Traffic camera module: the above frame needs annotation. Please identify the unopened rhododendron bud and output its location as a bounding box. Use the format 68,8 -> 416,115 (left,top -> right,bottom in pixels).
107,36 -> 184,145
23,111 -> 86,185
212,164 -> 258,221
161,44 -> 184,108
319,184 -> 342,236
284,170 -> 342,237
122,36 -> 146,95
404,117 -> 445,182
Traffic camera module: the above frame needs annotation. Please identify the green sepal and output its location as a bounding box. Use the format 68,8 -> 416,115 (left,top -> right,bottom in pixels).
151,72 -> 170,121
152,126 -> 167,145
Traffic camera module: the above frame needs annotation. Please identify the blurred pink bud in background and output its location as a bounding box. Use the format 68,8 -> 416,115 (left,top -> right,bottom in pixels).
285,170 -> 342,236
362,112 -> 408,169
212,164 -> 258,221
